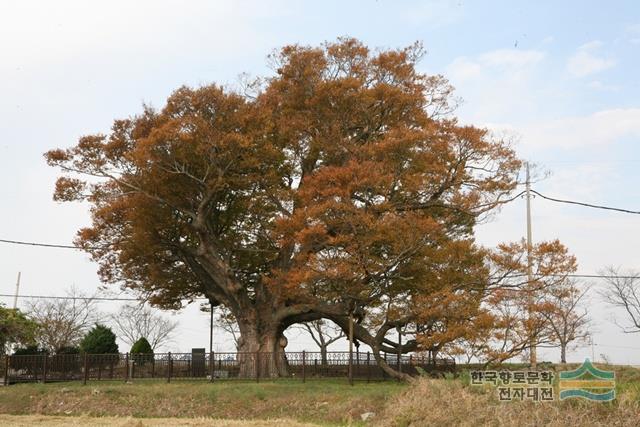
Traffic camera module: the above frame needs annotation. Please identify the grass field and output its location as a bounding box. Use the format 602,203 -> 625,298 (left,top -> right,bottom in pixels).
0,379 -> 405,426
1,364 -> 638,426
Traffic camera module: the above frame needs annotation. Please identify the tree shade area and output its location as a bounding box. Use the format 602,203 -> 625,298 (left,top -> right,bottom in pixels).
45,38 -> 583,379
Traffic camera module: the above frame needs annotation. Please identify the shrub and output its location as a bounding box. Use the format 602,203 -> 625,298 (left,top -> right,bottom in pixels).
11,345 -> 46,373
56,346 -> 80,355
80,324 -> 119,354
13,345 -> 46,356
80,325 -> 119,369
130,337 -> 152,354
130,337 -> 154,365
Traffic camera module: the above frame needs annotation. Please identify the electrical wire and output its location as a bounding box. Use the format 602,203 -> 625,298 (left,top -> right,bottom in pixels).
2,189 -> 638,252
0,238 -> 106,250
0,238 -> 80,249
530,190 -> 640,215
0,293 -> 139,301
0,293 -> 209,302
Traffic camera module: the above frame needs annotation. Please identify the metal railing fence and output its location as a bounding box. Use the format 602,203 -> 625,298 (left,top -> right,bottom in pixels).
0,351 -> 455,385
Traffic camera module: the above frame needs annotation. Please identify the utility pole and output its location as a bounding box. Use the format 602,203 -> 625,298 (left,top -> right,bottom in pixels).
13,272 -> 21,309
525,163 -> 537,368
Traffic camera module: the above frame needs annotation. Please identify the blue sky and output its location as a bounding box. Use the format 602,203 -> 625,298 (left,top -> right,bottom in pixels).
1,0 -> 639,363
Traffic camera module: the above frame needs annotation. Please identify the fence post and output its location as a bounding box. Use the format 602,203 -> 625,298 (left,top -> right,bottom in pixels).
3,355 -> 9,386
209,351 -> 215,383
255,352 -> 260,383
302,351 -> 306,383
83,354 -> 88,385
348,351 -> 353,386
61,354 -> 67,381
42,354 -> 47,384
383,352 -> 387,380
124,353 -> 129,382
167,352 -> 172,383
409,354 -> 413,376
367,351 -> 371,383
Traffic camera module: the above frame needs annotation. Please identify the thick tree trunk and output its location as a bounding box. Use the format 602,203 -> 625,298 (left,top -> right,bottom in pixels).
235,317 -> 289,378
320,346 -> 328,366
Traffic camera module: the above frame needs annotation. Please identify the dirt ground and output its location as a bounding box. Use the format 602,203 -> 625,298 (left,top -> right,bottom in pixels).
0,415 -> 318,427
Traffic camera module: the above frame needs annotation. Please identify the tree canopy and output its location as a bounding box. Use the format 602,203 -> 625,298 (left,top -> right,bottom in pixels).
80,324 -> 119,354
130,337 -> 153,354
0,305 -> 38,354
46,38 -> 557,378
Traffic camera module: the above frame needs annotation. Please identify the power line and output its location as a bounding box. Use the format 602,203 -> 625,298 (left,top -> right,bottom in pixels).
565,274 -> 639,280
0,293 -> 208,302
0,293 -> 139,302
0,238 -> 86,250
1,274 -> 637,304
530,190 -> 640,215
508,272 -> 639,280
1,189 -> 638,252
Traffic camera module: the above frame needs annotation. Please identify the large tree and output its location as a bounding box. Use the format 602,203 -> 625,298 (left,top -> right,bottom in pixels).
46,38 -> 522,378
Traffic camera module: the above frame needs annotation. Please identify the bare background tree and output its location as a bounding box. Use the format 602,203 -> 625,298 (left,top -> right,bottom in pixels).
294,319 -> 344,365
27,286 -> 100,352
600,266 -> 640,334
538,279 -> 591,363
110,304 -> 178,351
215,307 -> 240,350
199,304 -> 242,351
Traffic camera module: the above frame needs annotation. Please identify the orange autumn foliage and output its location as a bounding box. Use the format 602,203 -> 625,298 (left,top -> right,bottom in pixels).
42,38 -> 568,379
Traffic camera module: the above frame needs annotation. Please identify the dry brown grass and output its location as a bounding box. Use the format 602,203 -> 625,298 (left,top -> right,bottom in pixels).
376,377 -> 640,427
0,379 -> 404,426
0,414 -> 317,426
2,366 -> 639,426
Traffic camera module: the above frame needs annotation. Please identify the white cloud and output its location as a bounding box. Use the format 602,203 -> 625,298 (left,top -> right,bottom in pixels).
566,41 -> 616,77
446,57 -> 484,81
487,108 -> 640,151
626,23 -> 640,33
403,0 -> 464,28
625,24 -> 640,44
479,49 -> 546,68
445,48 -> 547,122
0,0 -> 291,69
587,80 -> 620,91
447,49 -> 545,83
